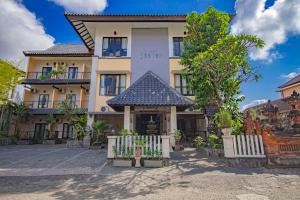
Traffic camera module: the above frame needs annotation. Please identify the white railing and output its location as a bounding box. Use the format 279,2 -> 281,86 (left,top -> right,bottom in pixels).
107,135 -> 170,159
223,134 -> 265,158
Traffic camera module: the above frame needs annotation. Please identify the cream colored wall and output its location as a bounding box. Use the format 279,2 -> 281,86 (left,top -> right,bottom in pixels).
168,24 -> 186,57
94,58 -> 131,111
281,84 -> 300,98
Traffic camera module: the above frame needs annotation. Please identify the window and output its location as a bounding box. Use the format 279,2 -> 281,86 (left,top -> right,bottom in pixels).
174,74 -> 194,96
173,37 -> 184,57
38,94 -> 49,108
62,123 -> 73,139
68,67 -> 78,79
66,94 -> 77,108
42,67 -> 52,76
102,37 -> 127,57
100,74 -> 126,96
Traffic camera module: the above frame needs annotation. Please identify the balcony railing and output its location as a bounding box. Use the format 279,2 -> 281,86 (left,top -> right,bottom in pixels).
24,100 -> 88,109
26,72 -> 91,80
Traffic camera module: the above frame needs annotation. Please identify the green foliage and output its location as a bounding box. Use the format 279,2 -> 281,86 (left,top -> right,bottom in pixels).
208,133 -> 223,149
131,129 -> 139,136
173,129 -> 182,143
113,145 -> 133,160
214,108 -> 233,128
144,148 -> 162,160
58,99 -> 77,120
0,60 -> 24,104
93,135 -> 107,146
10,102 -> 30,139
180,7 -> 265,126
193,136 -> 205,150
92,120 -> 112,135
119,128 -> 129,136
135,138 -> 145,147
72,114 -> 87,140
38,65 -> 67,80
45,113 -> 56,126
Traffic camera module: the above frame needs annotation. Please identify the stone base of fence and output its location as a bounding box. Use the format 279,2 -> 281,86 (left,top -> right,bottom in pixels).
226,158 -> 267,168
268,156 -> 300,167
66,140 -> 83,148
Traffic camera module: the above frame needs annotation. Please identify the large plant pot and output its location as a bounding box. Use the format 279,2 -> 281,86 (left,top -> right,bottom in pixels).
66,140 -> 83,148
222,128 -> 233,136
203,148 -> 224,158
113,159 -> 132,167
144,159 -> 163,168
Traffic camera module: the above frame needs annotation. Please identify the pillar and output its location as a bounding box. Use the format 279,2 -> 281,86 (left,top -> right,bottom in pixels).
161,135 -> 170,158
88,56 -> 98,112
169,106 -> 177,148
124,106 -> 131,133
223,135 -> 235,158
107,136 -> 117,159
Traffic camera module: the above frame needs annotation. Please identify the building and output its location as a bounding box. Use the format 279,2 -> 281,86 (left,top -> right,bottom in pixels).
19,14 -> 213,144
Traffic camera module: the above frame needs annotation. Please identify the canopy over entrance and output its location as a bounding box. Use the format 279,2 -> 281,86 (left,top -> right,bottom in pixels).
106,71 -> 194,111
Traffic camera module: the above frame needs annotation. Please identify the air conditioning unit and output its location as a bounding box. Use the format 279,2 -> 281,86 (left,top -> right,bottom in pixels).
30,88 -> 38,93
100,106 -> 110,112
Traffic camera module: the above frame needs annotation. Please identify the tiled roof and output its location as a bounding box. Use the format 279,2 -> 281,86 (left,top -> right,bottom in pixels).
29,108 -> 87,115
278,74 -> 300,89
23,44 -> 93,56
107,71 -> 194,110
244,98 -> 291,113
22,79 -> 90,85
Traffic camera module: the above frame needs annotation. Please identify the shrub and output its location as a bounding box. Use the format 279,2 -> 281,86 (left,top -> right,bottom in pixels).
214,108 -> 233,128
193,136 -> 205,150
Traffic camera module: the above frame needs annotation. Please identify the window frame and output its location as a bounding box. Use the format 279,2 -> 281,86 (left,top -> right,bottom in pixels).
68,67 -> 79,79
99,74 -> 126,96
102,37 -> 128,57
38,94 -> 49,108
174,74 -> 194,96
173,37 -> 184,57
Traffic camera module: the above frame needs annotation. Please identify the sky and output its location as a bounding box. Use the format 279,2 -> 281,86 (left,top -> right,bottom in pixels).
1,0 -> 300,109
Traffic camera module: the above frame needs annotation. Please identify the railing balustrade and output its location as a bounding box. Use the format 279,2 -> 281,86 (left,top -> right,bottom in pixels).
23,100 -> 88,109
26,72 -> 91,80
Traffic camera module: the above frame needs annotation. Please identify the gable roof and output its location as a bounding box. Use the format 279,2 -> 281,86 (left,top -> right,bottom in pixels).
244,98 -> 291,114
278,74 -> 300,89
107,71 -> 194,111
23,44 -> 93,57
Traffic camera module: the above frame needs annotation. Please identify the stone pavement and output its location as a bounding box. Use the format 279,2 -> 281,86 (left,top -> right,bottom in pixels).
0,146 -> 299,200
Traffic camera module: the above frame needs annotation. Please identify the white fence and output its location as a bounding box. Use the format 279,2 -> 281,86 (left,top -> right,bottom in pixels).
223,134 -> 266,158
107,135 -> 170,159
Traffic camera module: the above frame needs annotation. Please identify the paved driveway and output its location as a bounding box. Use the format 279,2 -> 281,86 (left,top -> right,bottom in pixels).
0,145 -> 107,176
0,146 -> 300,200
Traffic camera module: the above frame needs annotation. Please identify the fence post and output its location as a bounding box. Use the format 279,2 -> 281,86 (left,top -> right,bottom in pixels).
107,136 -> 117,159
223,135 -> 235,158
161,135 -> 170,158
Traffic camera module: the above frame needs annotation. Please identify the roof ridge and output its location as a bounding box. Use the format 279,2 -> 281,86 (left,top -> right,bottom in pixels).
278,74 -> 300,88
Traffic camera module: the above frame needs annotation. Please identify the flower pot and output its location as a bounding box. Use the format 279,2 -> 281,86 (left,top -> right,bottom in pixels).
113,159 -> 132,167
221,128 -> 233,136
144,159 -> 163,168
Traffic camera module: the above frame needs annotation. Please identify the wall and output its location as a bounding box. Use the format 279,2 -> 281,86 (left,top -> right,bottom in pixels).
281,84 -> 300,98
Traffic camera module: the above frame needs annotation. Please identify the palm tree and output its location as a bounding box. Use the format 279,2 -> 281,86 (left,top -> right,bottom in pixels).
72,114 -> 87,140
92,120 -> 112,146
45,113 -> 56,139
11,102 -> 30,139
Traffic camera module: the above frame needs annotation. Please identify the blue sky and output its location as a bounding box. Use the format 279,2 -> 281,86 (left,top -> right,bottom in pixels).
3,0 -> 300,109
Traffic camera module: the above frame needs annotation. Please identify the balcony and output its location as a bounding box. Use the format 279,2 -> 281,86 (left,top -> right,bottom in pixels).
23,100 -> 88,115
22,72 -> 91,85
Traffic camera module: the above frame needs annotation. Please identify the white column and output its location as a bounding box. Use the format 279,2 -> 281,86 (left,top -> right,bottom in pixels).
87,114 -> 94,128
124,106 -> 131,133
107,136 -> 117,158
223,135 -> 235,158
169,106 -> 177,148
88,56 -> 98,112
161,135 -> 170,158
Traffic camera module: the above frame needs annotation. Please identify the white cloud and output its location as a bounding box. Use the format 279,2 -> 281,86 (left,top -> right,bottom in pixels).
231,0 -> 300,62
0,0 -> 54,67
280,72 -> 298,80
49,0 -> 107,14
242,99 -> 268,111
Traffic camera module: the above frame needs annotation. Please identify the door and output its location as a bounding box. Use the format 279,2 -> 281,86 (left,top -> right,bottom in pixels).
42,67 -> 52,77
34,123 -> 47,144
68,67 -> 78,79
62,123 -> 73,139
38,94 -> 49,108
66,94 -> 77,108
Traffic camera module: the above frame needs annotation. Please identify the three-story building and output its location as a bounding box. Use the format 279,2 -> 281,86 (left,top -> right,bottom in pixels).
21,14 -> 209,145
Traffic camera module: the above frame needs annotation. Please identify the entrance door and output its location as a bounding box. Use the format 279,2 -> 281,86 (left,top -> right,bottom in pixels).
34,123 -> 47,144
68,67 -> 78,79
62,123 -> 73,139
136,114 -> 161,135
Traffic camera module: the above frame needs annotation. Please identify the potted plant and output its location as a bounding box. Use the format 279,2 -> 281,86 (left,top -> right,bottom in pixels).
92,120 -> 112,148
205,133 -> 224,157
143,148 -> 163,168
214,108 -> 233,136
112,145 -> 133,167
173,129 -> 183,151
193,136 -> 205,150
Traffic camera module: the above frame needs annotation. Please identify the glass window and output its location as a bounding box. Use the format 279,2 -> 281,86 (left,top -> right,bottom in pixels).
100,74 -> 126,96
42,67 -> 52,76
66,94 -> 77,108
174,74 -> 194,96
68,67 -> 78,79
38,94 -> 49,108
102,37 -> 128,57
173,37 -> 184,57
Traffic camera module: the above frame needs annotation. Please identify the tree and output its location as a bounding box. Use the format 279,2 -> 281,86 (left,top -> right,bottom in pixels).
10,102 -> 30,139
92,120 -> 112,145
72,114 -> 88,140
180,7 -> 264,127
0,60 -> 24,105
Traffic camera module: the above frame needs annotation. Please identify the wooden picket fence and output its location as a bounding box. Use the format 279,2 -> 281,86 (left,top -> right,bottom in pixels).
114,135 -> 162,158
232,134 -> 265,158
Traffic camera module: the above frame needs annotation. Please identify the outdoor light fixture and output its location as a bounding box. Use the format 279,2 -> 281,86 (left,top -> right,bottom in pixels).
114,31 -> 117,35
